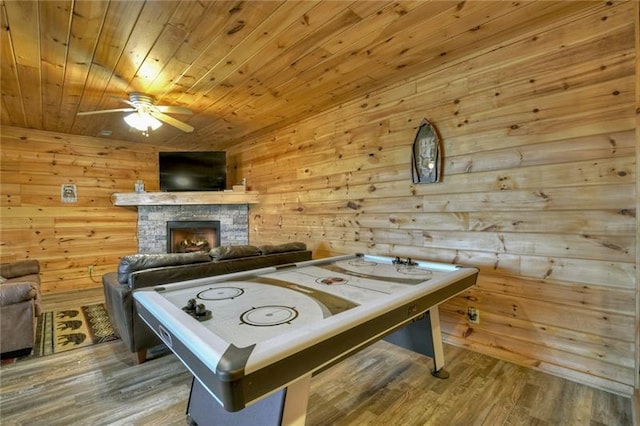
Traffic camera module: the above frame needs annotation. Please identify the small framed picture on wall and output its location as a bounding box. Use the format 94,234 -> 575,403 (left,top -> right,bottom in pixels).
61,184 -> 77,203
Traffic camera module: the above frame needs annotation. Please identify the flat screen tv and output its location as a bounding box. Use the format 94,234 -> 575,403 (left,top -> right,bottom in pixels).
159,151 -> 226,192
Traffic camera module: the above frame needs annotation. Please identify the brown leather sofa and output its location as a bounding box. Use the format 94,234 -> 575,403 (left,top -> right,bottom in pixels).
0,260 -> 42,358
102,243 -> 312,364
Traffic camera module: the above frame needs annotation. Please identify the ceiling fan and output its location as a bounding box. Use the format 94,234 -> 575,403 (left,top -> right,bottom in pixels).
77,92 -> 194,136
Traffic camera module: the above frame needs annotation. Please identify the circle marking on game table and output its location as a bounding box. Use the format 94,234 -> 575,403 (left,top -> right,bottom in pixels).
240,305 -> 299,326
197,287 -> 245,300
348,258 -> 378,267
316,276 -> 348,286
395,265 -> 432,278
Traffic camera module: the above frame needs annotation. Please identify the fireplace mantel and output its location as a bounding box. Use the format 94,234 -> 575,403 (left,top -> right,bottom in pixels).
111,191 -> 259,206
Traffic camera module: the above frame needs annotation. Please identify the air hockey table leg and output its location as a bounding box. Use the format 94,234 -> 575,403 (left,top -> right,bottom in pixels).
186,373 -> 312,426
383,306 -> 449,379
281,373 -> 312,426
428,307 -> 448,379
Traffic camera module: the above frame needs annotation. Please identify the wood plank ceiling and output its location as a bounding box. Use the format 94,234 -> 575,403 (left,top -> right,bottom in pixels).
1,1 -> 598,150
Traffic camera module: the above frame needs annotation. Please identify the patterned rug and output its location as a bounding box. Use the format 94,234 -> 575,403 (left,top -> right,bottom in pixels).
33,303 -> 118,356
1,304 -> 118,364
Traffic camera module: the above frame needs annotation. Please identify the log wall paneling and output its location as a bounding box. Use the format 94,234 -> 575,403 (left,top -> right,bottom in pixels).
226,2 -> 638,396
634,0 -> 640,412
0,126 -> 167,293
0,0 -> 637,406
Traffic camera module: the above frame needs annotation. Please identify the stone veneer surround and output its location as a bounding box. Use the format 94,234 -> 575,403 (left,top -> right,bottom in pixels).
137,204 -> 249,253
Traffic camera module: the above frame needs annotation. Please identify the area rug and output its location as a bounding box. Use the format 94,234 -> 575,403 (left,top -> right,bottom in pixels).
34,303 -> 118,356
1,304 -> 118,364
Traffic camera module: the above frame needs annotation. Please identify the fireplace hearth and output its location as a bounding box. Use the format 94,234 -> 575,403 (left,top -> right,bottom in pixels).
167,221 -> 221,254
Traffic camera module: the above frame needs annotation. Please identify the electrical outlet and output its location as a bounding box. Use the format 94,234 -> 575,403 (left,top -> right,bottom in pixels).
88,265 -> 95,274
467,307 -> 480,324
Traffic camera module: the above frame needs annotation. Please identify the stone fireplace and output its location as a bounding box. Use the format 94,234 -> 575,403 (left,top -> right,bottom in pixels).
137,204 -> 249,254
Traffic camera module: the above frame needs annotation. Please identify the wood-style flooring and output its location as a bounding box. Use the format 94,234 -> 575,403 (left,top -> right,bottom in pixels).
0,288 -> 633,425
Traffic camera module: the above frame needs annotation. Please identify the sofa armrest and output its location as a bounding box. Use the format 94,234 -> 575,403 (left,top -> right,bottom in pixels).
0,260 -> 40,279
0,281 -> 38,306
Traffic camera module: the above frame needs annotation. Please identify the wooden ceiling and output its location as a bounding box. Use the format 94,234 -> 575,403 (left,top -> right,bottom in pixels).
1,1 -> 597,150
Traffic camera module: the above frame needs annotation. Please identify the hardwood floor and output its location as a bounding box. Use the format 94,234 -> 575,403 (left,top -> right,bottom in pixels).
0,288 -> 633,425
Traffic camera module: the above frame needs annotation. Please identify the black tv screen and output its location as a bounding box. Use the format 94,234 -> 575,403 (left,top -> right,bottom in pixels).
159,151 -> 226,192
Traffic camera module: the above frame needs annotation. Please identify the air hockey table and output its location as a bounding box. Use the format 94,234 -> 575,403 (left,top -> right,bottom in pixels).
134,253 -> 478,426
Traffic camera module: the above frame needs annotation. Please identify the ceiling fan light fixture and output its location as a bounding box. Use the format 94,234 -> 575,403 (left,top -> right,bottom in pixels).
124,112 -> 162,133
78,92 -> 193,134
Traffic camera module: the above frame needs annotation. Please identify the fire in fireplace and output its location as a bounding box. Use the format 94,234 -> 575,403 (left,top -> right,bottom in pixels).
167,221 -> 221,254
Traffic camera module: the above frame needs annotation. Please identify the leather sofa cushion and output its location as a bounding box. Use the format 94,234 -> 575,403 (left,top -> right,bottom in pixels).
0,281 -> 38,306
0,260 -> 40,279
210,245 -> 261,260
259,242 -> 307,255
117,252 -> 211,284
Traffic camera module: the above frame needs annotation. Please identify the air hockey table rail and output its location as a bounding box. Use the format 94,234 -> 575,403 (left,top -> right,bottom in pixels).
134,253 -> 478,425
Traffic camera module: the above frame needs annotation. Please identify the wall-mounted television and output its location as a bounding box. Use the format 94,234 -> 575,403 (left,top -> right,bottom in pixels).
159,151 -> 226,192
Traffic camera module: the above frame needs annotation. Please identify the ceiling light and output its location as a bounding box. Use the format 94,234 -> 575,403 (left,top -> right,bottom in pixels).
124,112 -> 162,136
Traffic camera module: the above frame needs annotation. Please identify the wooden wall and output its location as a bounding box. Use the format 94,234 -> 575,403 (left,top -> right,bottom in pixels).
0,126 -> 160,292
226,2 -> 638,395
0,0 -> 636,399
636,0 -> 640,416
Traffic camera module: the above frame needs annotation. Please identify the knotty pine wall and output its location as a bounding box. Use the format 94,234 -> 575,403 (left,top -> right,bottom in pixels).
226,2 -> 638,395
0,0 -> 637,399
0,126 -> 163,292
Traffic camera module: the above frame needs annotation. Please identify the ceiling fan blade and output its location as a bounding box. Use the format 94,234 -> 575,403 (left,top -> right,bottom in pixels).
149,110 -> 194,133
77,108 -> 135,116
121,99 -> 137,108
156,105 -> 192,115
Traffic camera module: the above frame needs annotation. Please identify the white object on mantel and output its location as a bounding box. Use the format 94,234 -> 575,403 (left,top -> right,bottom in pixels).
111,191 -> 259,206
232,185 -> 246,192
